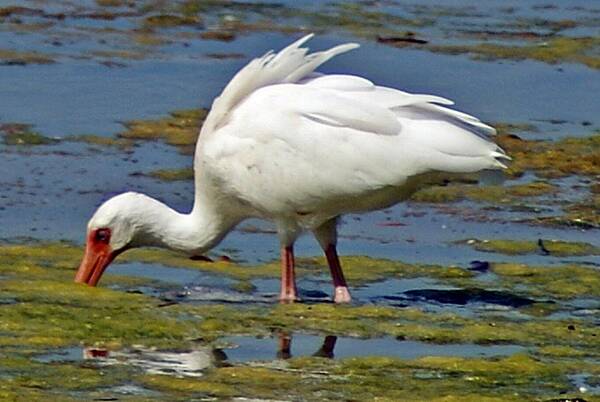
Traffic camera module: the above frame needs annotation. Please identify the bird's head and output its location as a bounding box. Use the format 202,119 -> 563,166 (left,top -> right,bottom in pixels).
74,192 -> 141,286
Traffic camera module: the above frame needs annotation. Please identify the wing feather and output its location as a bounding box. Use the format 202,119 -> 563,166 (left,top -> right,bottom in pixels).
304,74 -> 454,107
303,74 -> 496,137
199,34 -> 358,137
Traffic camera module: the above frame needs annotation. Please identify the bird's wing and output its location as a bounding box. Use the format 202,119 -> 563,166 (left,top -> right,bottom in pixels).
299,73 -> 507,170
198,34 -> 358,138
302,74 -> 497,137
200,79 -> 507,215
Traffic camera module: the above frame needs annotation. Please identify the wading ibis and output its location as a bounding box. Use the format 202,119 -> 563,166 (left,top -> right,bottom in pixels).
75,34 -> 508,303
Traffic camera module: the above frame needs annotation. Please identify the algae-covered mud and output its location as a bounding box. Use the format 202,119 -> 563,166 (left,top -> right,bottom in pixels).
1,243 -> 599,400
1,0 -> 599,401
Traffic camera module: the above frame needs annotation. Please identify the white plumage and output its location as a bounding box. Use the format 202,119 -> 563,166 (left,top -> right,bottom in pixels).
196,34 -> 506,228
76,34 -> 508,303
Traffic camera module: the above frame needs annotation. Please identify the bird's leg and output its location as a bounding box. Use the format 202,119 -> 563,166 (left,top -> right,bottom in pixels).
313,335 -> 337,358
324,244 -> 351,304
313,218 -> 352,304
280,245 -> 299,303
277,332 -> 292,359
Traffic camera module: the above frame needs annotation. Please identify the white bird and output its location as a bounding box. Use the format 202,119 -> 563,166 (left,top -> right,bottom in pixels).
75,34 -> 508,303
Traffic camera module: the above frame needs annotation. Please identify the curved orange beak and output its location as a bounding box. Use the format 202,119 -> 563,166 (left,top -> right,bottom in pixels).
74,233 -> 117,286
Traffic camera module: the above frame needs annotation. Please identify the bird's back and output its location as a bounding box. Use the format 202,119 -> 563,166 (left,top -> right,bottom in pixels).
195,35 -> 508,227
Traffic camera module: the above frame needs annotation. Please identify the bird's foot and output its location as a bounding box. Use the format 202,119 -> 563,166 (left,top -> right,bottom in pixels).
333,286 -> 352,304
279,291 -> 300,304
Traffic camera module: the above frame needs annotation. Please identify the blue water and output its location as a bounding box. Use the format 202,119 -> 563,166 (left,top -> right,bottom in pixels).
1,0 -> 598,297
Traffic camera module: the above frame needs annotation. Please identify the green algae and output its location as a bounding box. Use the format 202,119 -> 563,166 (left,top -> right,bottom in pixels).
522,193 -> 599,230
332,354 -> 592,400
409,133 -> 600,229
136,353 -> 597,401
536,345 -> 588,359
1,240 -> 599,401
0,6 -> 42,18
2,0 -> 599,71
4,358 -> 135,391
1,124 -> 59,146
124,241 -> 600,310
3,131 -> 58,146
190,303 -> 409,339
123,248 -> 471,285
492,263 -> 600,300
184,1 -> 600,71
204,52 -> 245,60
286,3 -> 432,38
0,49 -> 55,65
122,248 -> 275,280
190,2 -> 433,46
427,36 -> 600,69
2,241 -> 82,268
199,30 -> 236,41
2,21 -> 55,34
143,14 -> 201,28
0,243 -> 191,349
0,281 -> 195,349
300,255 -> 472,284
462,239 -> 600,256
118,108 -> 208,154
180,302 -> 600,355
498,133 -> 600,178
0,356 -> 149,402
410,181 -> 557,204
68,134 -> 133,150
2,242 -> 597,313
145,167 -> 194,181
230,280 -> 255,293
562,194 -> 600,228
139,366 -> 296,400
131,31 -> 168,46
95,0 -> 127,7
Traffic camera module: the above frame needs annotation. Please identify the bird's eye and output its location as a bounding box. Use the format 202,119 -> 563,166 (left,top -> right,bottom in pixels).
94,228 -> 111,243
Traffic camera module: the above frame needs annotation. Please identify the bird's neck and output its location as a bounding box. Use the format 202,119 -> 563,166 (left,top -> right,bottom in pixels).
130,195 -> 236,255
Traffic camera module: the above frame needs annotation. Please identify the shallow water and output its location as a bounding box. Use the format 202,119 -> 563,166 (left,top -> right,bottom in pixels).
36,345 -> 223,378
222,334 -> 527,362
33,334 -> 526,379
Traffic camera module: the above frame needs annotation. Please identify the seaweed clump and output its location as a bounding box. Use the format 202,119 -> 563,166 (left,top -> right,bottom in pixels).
410,181 -> 557,204
0,49 -> 55,65
498,133 -> 600,178
143,14 -> 201,28
144,167 -> 194,181
427,37 -> 600,69
1,123 -> 59,145
119,108 -> 208,154
492,263 -> 600,299
462,238 -> 600,256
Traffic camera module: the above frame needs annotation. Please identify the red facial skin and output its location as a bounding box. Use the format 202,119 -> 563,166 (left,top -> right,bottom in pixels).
74,228 -> 119,286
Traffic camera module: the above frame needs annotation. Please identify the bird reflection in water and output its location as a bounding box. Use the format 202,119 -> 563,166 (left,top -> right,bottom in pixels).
82,333 -> 337,375
82,346 -> 228,377
277,332 -> 338,360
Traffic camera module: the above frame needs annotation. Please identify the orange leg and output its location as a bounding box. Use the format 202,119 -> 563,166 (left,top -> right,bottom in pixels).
324,244 -> 351,303
280,245 -> 299,303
